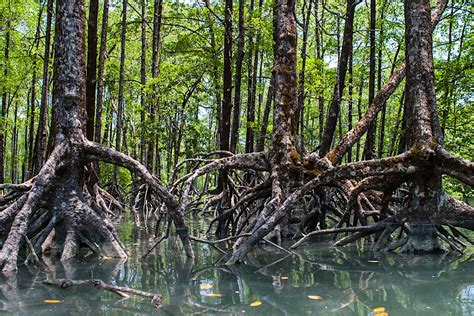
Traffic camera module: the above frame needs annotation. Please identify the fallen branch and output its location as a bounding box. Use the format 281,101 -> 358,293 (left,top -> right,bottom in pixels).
43,278 -> 162,308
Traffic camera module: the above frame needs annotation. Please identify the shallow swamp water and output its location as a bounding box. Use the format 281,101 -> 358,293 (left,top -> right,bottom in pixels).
1,218 -> 473,315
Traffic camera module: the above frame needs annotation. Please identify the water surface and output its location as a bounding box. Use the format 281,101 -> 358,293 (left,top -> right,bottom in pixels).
1,219 -> 473,315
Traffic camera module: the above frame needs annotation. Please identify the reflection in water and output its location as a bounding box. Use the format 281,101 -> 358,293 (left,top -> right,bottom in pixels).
0,221 -> 472,315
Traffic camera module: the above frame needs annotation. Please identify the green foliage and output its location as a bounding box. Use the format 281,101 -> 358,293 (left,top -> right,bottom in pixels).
0,0 -> 471,202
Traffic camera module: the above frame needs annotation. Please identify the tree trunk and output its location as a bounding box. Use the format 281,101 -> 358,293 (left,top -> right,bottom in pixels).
140,0 -> 147,164
85,0 -> 99,140
245,0 -> 255,154
113,0 -> 128,187
227,0 -> 299,264
319,0 -> 356,156
376,0 -> 387,158
256,77 -> 274,152
216,0 -> 233,196
148,0 -> 163,177
95,0 -> 109,144
27,5 -> 44,179
11,102 -> 18,183
0,19 -> 10,184
401,0 -> 445,252
315,0 -> 325,142
220,0 -> 233,155
363,0 -> 377,160
297,0 -> 312,149
32,0 -> 53,175
347,45 -> 353,163
230,0 -> 245,154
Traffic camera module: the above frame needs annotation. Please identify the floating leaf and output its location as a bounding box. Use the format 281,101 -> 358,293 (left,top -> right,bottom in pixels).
44,299 -> 63,304
281,276 -> 289,280
203,293 -> 223,297
250,300 -> 262,307
200,284 -> 213,290
308,295 -> 322,300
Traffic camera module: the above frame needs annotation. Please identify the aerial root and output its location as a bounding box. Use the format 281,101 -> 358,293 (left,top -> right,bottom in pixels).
85,140 -> 195,259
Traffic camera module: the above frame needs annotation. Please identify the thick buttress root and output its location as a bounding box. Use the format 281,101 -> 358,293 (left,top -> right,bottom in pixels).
0,142 -> 128,273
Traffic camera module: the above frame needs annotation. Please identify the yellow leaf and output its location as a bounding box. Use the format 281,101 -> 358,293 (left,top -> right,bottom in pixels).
281,276 -> 289,280
44,299 -> 63,304
373,313 -> 388,316
250,300 -> 262,307
200,284 -> 213,290
308,295 -> 322,300
373,307 -> 386,312
203,293 -> 224,297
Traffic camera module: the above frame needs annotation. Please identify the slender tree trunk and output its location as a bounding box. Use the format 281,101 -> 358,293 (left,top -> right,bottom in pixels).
32,0 -> 53,175
0,19 -> 10,184
256,77 -> 274,152
215,0 -> 233,236
355,78 -> 364,161
95,0 -> 109,143
85,0 -> 99,140
149,0 -> 163,177
245,0 -> 255,154
388,90 -> 404,156
221,0 -> 233,154
113,0 -> 127,186
363,0 -> 377,160
204,0 -> 222,151
319,0 -> 356,156
376,0 -> 387,158
230,0 -> 245,153
297,0 -> 312,150
140,0 -> 147,163
11,103 -> 18,183
27,5 -> 44,178
347,45 -> 353,163
315,0 -> 325,142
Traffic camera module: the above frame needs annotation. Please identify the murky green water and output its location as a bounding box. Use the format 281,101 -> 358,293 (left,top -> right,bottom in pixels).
1,219 -> 473,315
